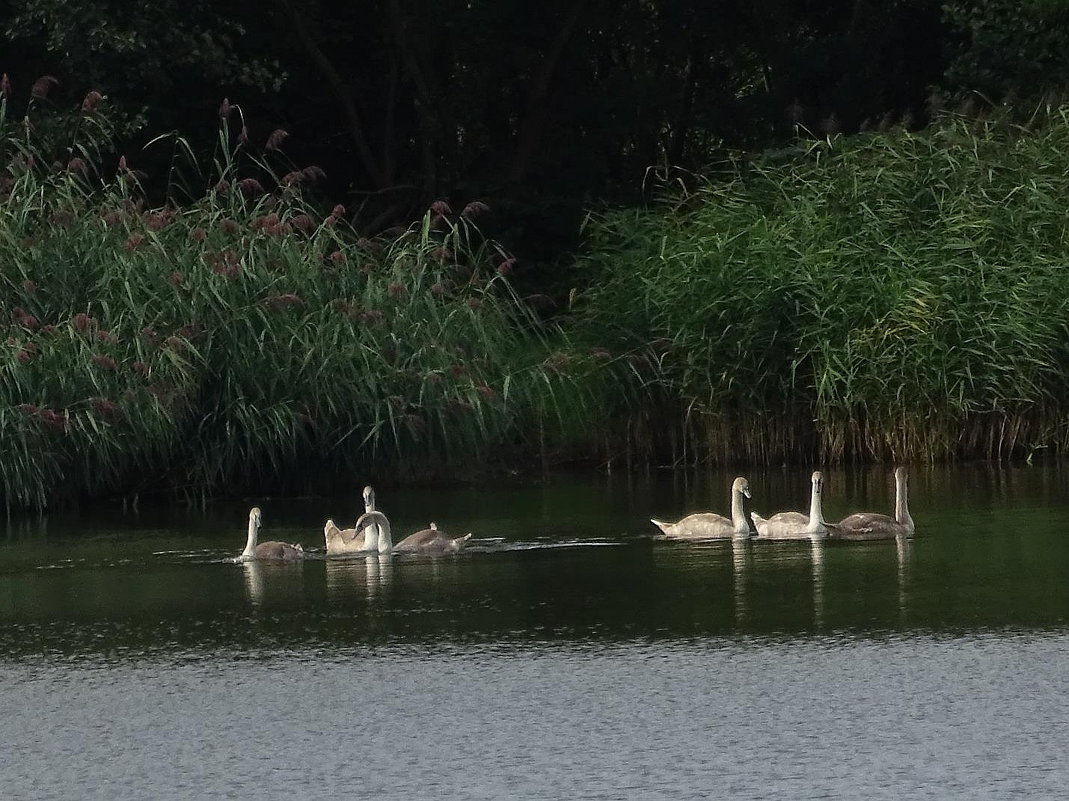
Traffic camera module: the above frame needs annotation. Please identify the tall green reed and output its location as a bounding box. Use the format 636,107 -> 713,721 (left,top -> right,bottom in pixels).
0,81 -> 612,510
573,104 -> 1069,464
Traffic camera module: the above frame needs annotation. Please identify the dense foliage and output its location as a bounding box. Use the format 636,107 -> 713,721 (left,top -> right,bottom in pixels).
2,0 -> 1053,248
0,93 -> 617,510
572,104 -> 1069,465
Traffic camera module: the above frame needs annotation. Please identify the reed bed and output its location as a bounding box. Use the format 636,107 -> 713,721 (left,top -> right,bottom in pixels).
0,87 -> 613,510
572,105 -> 1069,464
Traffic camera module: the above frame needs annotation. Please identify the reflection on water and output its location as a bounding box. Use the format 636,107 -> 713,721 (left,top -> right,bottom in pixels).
3,465 -> 1069,799
323,554 -> 394,602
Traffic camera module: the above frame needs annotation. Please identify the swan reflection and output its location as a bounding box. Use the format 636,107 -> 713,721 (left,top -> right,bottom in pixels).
811,539 -> 825,629
241,558 -> 304,608
732,538 -> 753,628
896,534 -> 912,622
324,554 -> 394,602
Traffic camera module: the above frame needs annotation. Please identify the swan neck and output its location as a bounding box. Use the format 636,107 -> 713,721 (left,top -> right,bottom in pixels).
377,516 -> 393,553
241,517 -> 258,559
895,474 -> 913,528
808,483 -> 824,529
730,487 -> 747,533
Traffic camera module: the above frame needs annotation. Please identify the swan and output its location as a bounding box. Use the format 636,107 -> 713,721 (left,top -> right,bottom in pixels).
833,466 -> 915,540
650,476 -> 752,540
351,512 -> 472,554
236,507 -> 304,561
750,471 -> 829,540
324,485 -> 381,555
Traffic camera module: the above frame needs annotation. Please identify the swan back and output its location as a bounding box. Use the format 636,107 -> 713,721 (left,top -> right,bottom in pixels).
394,522 -> 470,553
240,506 -> 304,561
834,467 -> 914,540
751,470 -> 828,540
651,476 -> 752,540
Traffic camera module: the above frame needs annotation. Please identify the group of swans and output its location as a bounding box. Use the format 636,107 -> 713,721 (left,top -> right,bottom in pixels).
236,485 -> 472,562
651,467 -> 914,542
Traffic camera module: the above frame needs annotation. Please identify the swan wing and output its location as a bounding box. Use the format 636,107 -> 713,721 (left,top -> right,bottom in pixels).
655,513 -> 734,539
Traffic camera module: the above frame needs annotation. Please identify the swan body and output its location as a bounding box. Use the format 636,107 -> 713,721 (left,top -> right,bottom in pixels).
651,477 -> 752,540
237,507 -> 304,562
395,521 -> 472,553
324,485 -> 381,555
834,467 -> 915,540
352,512 -> 471,554
751,471 -> 829,540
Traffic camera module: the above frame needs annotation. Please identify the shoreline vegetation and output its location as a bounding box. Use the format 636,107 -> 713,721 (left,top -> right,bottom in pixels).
4,86 -> 1069,510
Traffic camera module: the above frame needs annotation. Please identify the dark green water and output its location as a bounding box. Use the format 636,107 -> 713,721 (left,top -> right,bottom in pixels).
2,465 -> 1069,799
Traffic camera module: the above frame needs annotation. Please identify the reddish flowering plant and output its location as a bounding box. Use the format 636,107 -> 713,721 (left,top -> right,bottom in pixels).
12,307 -> 39,330
462,200 -> 489,217
466,297 -> 483,310
91,354 -> 117,371
81,90 -> 104,112
237,178 -> 264,198
131,361 -> 149,377
430,200 -> 452,216
95,329 -> 119,344
91,397 -> 121,420
31,75 -> 58,100
67,157 -> 87,174
475,384 -> 496,400
264,293 -> 304,310
359,310 -> 386,325
38,409 -> 67,431
0,73 -> 11,100
72,313 -> 94,333
496,257 -> 516,276
219,97 -> 233,119
265,129 -> 289,151
387,282 -> 406,299
143,212 -> 172,231
124,233 -> 145,251
17,403 -> 40,416
189,227 -> 207,243
22,279 -> 38,294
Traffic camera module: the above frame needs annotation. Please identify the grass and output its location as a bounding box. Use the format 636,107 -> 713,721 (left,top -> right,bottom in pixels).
571,103 -> 1069,465
0,85 -> 615,511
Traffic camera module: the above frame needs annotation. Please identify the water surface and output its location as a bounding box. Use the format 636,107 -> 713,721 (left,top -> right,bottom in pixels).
2,464 -> 1068,799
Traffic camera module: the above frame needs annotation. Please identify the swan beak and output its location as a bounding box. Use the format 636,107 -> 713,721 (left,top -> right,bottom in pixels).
743,487 -> 752,499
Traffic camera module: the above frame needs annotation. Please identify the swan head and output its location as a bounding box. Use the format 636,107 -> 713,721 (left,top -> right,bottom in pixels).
732,477 -> 751,499
363,485 -> 376,511
429,521 -> 438,530
894,466 -> 908,484
811,471 -> 824,494
249,507 -> 262,528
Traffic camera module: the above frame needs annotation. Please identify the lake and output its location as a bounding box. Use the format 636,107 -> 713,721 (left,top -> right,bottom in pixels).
2,464 -> 1068,799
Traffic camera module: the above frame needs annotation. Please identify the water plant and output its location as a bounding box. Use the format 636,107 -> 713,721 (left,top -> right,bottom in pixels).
572,103 -> 1069,464
0,78 -> 611,510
